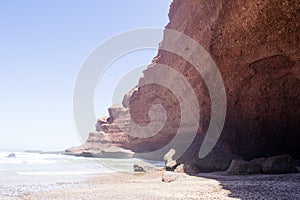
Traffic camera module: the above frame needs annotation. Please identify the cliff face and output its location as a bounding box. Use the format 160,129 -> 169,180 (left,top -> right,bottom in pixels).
153,0 -> 300,160
68,0 -> 300,168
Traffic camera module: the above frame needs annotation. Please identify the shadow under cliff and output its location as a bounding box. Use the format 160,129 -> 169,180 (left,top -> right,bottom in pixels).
195,172 -> 300,199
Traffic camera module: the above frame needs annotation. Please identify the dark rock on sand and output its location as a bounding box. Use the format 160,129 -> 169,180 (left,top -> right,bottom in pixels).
260,155 -> 298,174
133,164 -> 146,172
249,157 -> 267,166
6,153 -> 16,158
227,160 -> 261,175
227,155 -> 298,175
181,163 -> 202,175
192,142 -> 238,172
133,161 -> 161,172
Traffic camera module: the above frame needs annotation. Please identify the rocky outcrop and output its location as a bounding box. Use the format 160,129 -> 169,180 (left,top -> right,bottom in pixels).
67,0 -> 300,171
227,155 -> 298,175
65,131 -> 134,158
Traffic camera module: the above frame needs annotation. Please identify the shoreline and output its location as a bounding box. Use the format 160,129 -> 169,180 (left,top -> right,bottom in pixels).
15,171 -> 300,200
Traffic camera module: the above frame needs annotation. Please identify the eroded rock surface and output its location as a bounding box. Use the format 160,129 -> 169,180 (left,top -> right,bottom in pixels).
67,0 -> 300,170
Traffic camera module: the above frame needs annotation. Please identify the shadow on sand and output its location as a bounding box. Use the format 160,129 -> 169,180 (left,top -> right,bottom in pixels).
196,172 -> 300,199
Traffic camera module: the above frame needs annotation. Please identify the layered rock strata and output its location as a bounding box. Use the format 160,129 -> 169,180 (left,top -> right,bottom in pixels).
67,0 -> 300,171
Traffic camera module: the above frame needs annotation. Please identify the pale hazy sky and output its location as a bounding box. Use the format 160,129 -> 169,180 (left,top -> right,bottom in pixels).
0,0 -> 172,151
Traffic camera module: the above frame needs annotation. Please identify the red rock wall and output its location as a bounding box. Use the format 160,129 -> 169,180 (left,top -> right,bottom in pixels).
97,0 -> 300,161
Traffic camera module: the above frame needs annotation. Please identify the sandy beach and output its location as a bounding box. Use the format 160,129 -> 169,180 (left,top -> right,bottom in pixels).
16,171 -> 300,200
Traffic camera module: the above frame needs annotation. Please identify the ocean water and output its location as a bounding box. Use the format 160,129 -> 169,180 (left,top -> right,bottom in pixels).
0,151 -> 164,198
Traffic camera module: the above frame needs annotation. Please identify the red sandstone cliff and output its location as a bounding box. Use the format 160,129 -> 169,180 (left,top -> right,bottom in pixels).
67,0 -> 300,171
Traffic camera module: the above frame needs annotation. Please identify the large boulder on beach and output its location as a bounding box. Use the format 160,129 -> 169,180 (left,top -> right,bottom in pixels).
227,160 -> 261,175
260,155 -> 298,174
191,142 -> 238,172
227,155 -> 299,175
181,163 -> 201,175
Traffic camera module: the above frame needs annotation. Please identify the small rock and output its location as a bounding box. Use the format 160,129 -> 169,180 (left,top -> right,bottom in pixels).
162,171 -> 177,182
133,164 -> 146,172
163,149 -> 177,171
6,153 -> 16,158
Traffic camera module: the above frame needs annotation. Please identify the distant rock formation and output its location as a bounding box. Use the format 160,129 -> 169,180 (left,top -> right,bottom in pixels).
65,131 -> 134,158
67,0 -> 300,172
